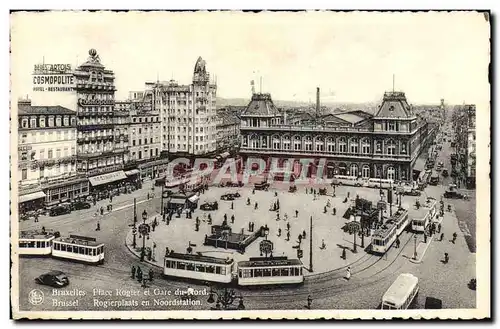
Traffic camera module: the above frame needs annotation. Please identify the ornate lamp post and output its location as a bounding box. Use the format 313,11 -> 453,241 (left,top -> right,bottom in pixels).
139,209 -> 150,262
207,287 -> 245,310
413,235 -> 418,260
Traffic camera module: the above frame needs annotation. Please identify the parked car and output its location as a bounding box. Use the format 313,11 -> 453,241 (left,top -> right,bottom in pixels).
254,182 -> 270,191
35,271 -> 69,288
403,189 -> 421,196
442,169 -> 449,177
71,200 -> 91,211
200,201 -> 219,211
220,194 -> 235,201
49,205 -> 71,217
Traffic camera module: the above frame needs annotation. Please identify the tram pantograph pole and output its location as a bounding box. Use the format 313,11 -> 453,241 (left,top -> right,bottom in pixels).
309,216 -> 313,273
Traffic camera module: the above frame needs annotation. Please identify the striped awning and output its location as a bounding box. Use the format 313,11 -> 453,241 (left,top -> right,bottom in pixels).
124,169 -> 140,176
89,171 -> 127,186
19,191 -> 46,203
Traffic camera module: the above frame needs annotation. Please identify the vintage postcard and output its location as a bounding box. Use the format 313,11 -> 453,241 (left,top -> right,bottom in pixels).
10,10 -> 490,320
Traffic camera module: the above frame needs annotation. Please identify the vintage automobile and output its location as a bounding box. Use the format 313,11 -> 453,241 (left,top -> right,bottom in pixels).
318,188 -> 327,195
200,201 -> 219,211
254,182 -> 270,191
442,169 -> 449,177
49,205 -> 72,217
35,271 -> 69,288
403,189 -> 421,197
220,192 -> 241,201
71,200 -> 92,211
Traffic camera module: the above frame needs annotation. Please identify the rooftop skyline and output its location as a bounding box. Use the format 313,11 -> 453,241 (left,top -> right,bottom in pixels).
11,11 -> 489,107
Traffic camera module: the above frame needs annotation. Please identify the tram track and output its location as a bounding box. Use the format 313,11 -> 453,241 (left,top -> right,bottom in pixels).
241,231 -> 415,301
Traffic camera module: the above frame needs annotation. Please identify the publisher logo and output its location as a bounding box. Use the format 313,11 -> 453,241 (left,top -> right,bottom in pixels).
28,289 -> 44,305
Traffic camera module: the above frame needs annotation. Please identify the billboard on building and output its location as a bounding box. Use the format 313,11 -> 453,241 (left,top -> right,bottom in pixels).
32,63 -> 75,92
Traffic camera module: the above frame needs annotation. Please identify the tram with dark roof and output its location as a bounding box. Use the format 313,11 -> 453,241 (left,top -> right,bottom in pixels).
19,229 -> 59,256
163,252 -> 235,283
237,257 -> 304,286
371,208 -> 409,254
51,235 -> 105,264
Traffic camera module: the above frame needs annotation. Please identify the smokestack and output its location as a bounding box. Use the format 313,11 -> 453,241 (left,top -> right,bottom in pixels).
316,87 -> 320,118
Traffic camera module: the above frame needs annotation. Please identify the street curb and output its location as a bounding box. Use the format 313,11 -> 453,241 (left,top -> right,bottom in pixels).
409,235 -> 434,264
124,216 -> 164,270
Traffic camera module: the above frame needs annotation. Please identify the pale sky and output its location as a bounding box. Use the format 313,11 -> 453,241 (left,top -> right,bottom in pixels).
11,11 -> 490,106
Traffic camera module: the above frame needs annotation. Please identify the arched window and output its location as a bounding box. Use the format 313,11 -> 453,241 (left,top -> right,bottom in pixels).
315,137 -> 324,152
386,139 -> 396,155
250,135 -> 260,148
400,141 -> 407,154
362,165 -> 370,178
242,135 -> 248,147
338,138 -> 347,153
272,135 -> 281,150
282,135 -> 291,150
375,140 -> 382,153
349,164 -> 359,177
387,166 -> 395,180
304,136 -> 313,151
361,138 -> 371,154
293,135 -> 301,151
349,138 -> 359,154
326,137 -> 336,153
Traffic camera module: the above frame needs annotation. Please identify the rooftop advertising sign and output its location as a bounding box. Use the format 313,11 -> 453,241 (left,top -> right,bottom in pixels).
32,63 -> 75,92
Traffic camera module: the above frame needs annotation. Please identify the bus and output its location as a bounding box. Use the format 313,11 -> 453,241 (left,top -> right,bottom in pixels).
19,229 -> 59,256
52,235 -> 105,264
382,273 -> 419,310
410,197 -> 437,233
429,171 -> 440,186
332,175 -> 363,187
367,178 -> 394,189
237,257 -> 304,286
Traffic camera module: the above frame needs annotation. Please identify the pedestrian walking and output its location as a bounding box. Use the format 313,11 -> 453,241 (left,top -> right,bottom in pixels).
286,231 -> 290,241
320,239 -> 326,250
302,230 -> 306,239
286,222 -> 290,231
341,248 -> 346,260
254,202 -> 258,210
141,278 -> 148,288
224,213 -> 227,222
444,252 -> 449,264
131,266 -> 136,279
96,222 -> 100,231
324,206 -> 327,213
440,232 -> 444,241
438,223 -> 442,233
231,202 -> 234,210
333,207 -> 336,216
275,191 -> 278,197
345,267 -> 351,280
396,237 -> 400,248
307,295 -> 312,309
347,192 -> 350,199
149,268 -> 154,282
247,197 -> 251,205
277,228 -> 282,237
298,234 -> 302,243
231,214 -> 235,224
284,213 -> 288,221
136,267 -> 143,282
452,232 -> 457,244
295,210 -> 299,218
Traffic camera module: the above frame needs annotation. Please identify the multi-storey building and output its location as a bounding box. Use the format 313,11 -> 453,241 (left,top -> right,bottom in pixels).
146,57 -> 218,158
216,109 -> 241,154
239,90 -> 436,182
128,109 -> 164,178
74,49 -> 129,189
453,104 -> 476,189
17,98 -> 89,211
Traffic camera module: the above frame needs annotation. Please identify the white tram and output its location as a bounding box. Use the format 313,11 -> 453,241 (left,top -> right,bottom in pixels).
19,229 -> 59,255
163,252 -> 234,283
371,208 -> 409,254
52,235 -> 105,264
237,257 -> 304,286
411,197 -> 437,233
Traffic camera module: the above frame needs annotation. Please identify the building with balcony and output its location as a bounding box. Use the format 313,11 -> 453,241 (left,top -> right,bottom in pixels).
128,109 -> 166,178
146,56 -> 218,158
216,109 -> 241,154
74,49 -> 129,189
239,91 -> 436,182
17,99 -> 89,211
453,104 -> 476,189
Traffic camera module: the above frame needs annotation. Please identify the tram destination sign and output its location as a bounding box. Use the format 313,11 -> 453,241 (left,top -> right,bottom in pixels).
32,62 -> 74,92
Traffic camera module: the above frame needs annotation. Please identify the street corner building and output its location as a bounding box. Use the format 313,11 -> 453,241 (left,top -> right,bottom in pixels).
238,88 -> 438,182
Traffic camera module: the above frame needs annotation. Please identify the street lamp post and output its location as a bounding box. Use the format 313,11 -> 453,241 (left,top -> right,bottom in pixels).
413,235 -> 418,260
160,184 -> 164,216
140,209 -> 148,262
133,198 -> 137,226
207,287 -> 245,310
309,216 -> 313,273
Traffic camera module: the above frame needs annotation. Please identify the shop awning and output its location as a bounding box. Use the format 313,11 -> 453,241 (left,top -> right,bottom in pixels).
124,169 -> 140,176
169,198 -> 186,205
89,171 -> 127,186
188,195 -> 200,203
220,152 -> 230,158
19,191 -> 46,203
413,156 -> 427,172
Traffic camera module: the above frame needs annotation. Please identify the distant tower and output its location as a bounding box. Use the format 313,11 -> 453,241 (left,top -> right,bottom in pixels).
440,99 -> 445,109
251,80 -> 255,95
316,87 -> 320,118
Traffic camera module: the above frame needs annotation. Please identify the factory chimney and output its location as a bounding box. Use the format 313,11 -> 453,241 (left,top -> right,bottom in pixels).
316,87 -> 320,118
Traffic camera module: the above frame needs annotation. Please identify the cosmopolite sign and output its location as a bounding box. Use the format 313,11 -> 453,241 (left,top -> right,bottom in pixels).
78,99 -> 114,106
32,62 -> 74,92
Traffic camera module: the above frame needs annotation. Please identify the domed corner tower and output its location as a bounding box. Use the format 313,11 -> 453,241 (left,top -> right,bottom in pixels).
193,56 -> 209,85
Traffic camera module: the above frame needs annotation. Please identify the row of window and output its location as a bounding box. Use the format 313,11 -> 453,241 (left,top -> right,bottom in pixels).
168,143 -> 216,151
20,147 -> 76,162
20,130 -> 75,144
164,260 -> 230,275
19,240 -> 52,248
78,129 -> 113,138
19,115 -> 74,129
20,162 -> 75,180
53,243 -> 104,256
132,116 -> 159,123
78,119 -> 113,125
131,148 -> 159,160
131,137 -> 159,146
238,267 -> 302,278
